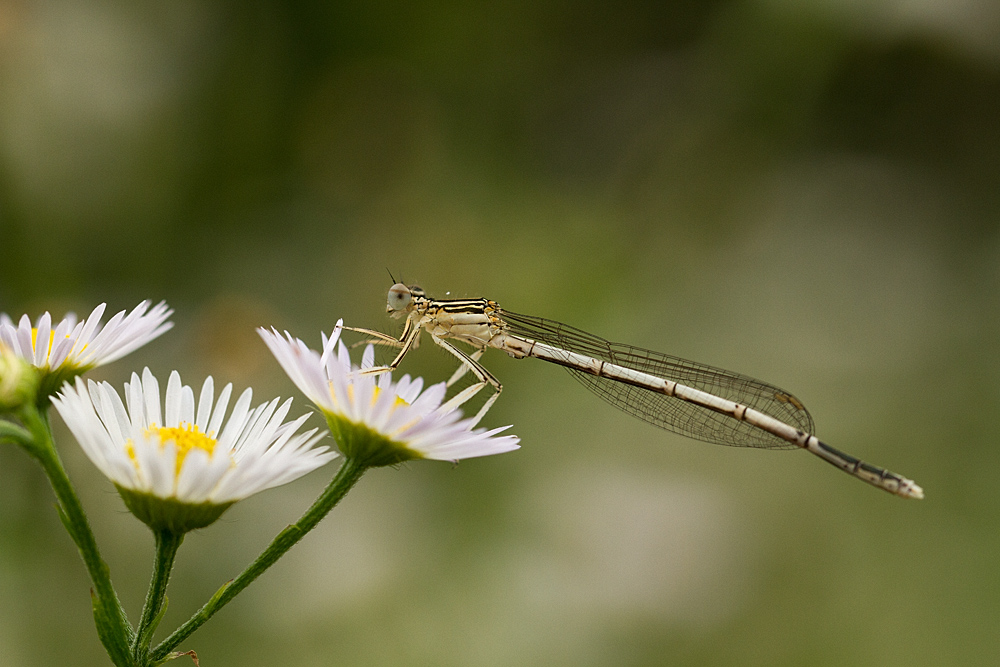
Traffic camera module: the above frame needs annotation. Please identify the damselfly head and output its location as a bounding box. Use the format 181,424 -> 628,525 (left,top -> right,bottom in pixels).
387,283 -> 413,314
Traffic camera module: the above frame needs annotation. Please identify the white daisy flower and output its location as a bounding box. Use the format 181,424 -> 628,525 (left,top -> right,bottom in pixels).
0,300 -> 173,399
51,369 -> 336,533
258,323 -> 520,467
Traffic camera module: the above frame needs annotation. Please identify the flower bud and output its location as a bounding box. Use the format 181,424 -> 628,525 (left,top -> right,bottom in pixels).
0,345 -> 40,412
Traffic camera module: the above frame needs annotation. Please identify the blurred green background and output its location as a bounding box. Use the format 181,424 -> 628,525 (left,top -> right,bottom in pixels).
1,1 -> 998,665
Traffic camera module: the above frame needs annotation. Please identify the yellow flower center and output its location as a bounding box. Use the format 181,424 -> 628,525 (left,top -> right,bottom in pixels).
126,422 -> 219,476
374,385 -> 410,408
341,383 -> 411,411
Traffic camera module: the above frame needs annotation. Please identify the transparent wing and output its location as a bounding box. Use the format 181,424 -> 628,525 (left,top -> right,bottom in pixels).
500,310 -> 815,449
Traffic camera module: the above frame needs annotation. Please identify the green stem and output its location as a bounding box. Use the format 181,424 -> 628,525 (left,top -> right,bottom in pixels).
133,529 -> 184,664
17,404 -> 134,666
150,457 -> 368,662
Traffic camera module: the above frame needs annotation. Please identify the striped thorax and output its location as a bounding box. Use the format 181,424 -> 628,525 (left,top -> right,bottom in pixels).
388,284 -> 505,350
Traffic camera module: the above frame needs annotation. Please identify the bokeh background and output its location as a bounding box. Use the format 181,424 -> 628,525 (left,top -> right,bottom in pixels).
1,1 -> 998,665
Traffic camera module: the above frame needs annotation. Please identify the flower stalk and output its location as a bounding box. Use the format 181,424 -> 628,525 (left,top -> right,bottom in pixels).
133,529 -> 184,664
150,456 -> 368,661
16,403 -> 134,666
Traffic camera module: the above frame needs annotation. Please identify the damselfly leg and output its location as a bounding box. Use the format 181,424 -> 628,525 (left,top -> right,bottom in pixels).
341,324 -> 502,427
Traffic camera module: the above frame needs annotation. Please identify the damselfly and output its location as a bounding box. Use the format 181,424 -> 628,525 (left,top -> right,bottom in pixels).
344,283 -> 923,499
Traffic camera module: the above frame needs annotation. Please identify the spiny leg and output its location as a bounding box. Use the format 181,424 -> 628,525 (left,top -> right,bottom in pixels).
446,348 -> 484,387
340,325 -> 405,349
350,318 -> 421,378
431,337 -> 501,427
343,323 -> 501,427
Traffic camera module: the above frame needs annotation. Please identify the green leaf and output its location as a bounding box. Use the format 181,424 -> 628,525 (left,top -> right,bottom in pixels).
92,589 -> 134,667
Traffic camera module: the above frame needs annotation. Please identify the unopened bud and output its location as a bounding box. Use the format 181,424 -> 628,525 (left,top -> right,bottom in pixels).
0,345 -> 40,412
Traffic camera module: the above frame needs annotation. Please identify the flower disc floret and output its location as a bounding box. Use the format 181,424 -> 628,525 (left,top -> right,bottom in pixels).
259,323 -> 520,467
52,368 -> 336,533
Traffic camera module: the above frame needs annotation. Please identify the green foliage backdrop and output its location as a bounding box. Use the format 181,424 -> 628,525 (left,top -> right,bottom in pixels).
1,1 -> 998,665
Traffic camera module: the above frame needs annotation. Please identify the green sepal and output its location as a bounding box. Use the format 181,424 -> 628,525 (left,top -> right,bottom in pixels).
325,414 -> 421,468
35,363 -> 89,407
116,486 -> 234,534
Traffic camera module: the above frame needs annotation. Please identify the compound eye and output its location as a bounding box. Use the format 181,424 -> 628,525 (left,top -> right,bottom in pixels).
387,283 -> 412,311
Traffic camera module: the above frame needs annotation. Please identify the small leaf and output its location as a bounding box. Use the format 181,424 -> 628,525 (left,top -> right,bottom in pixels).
91,589 -> 132,667
207,579 -> 232,607
149,595 -> 170,636
155,649 -> 200,666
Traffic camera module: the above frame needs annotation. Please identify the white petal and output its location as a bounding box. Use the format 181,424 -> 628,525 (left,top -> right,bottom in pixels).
164,371 -> 183,426
34,312 -> 52,366
14,315 -> 34,360
142,368 -> 162,427
196,376 -> 214,430
207,383 -> 232,437
218,387 -> 253,448
126,372 -> 146,431
179,385 -> 196,426
75,303 -> 108,351
175,447 -> 230,503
